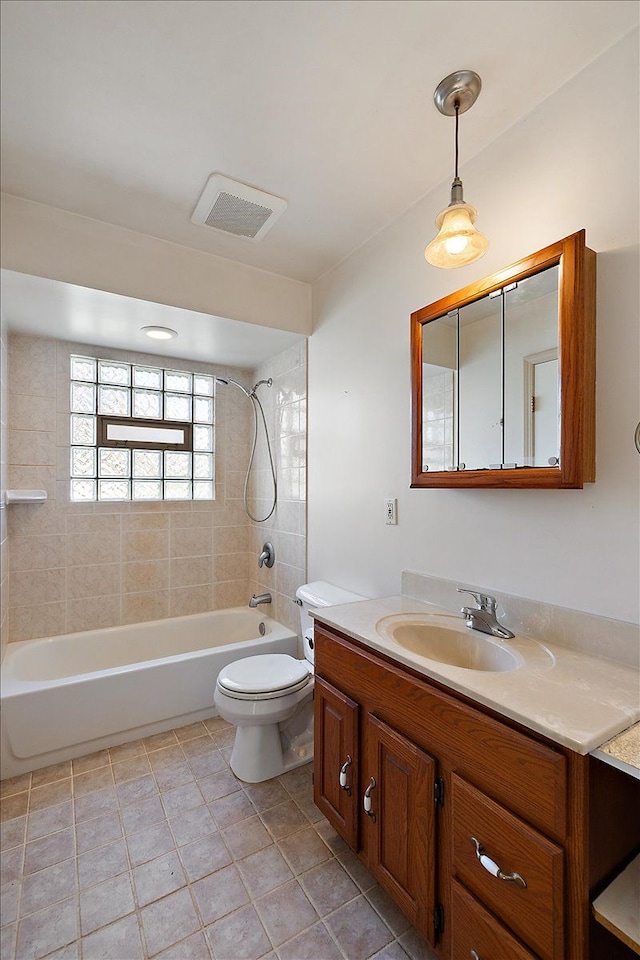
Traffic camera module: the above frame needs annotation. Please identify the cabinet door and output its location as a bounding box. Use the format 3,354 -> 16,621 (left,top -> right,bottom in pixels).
314,676 -> 359,850
365,714 -> 436,943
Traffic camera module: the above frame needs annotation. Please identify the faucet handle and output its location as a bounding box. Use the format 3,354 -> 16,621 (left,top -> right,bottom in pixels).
457,588 -> 496,612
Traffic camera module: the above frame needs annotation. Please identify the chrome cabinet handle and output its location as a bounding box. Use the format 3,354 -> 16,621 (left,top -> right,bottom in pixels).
471,837 -> 527,889
470,952 -> 480,960
363,777 -> 376,821
339,756 -> 352,794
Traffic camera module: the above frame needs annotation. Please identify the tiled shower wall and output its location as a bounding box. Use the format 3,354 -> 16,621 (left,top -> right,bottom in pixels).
4,333 -> 305,644
0,311 -> 9,660
248,342 -> 307,637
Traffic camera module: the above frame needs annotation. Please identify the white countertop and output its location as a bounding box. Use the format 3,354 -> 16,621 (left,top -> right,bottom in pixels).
312,595 -> 640,755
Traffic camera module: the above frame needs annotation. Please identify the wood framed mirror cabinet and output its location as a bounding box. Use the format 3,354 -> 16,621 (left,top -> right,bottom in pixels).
411,230 -> 596,489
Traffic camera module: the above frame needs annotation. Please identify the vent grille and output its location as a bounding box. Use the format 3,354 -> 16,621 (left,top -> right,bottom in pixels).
192,174 -> 287,242
204,192 -> 274,239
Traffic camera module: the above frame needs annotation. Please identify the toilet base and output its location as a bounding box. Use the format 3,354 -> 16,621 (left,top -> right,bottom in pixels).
229,722 -> 313,783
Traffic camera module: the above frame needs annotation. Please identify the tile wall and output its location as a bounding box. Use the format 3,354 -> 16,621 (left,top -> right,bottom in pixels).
0,311 -> 8,660
3,334 -> 305,645
248,342 -> 307,637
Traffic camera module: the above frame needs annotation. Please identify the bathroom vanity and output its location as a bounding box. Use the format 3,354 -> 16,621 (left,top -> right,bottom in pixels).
312,588 -> 640,960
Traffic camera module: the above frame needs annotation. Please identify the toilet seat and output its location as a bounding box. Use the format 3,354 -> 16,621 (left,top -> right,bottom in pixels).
217,654 -> 312,701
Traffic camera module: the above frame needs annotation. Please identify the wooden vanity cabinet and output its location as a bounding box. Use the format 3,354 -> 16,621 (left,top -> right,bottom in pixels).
313,623 -> 639,960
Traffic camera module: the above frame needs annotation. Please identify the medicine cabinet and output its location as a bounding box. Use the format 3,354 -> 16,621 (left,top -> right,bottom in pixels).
410,230 -> 596,488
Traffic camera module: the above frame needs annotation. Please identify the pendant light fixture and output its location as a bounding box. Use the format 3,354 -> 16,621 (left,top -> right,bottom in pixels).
425,70 -> 489,269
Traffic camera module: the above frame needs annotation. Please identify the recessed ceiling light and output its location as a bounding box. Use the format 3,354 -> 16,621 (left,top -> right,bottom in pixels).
141,326 -> 178,340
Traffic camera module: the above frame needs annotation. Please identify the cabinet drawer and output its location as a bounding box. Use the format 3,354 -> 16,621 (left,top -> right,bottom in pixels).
452,775 -> 564,960
451,880 -> 538,960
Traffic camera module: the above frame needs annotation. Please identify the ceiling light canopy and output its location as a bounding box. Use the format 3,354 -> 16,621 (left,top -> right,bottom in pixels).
141,325 -> 178,340
425,70 -> 489,270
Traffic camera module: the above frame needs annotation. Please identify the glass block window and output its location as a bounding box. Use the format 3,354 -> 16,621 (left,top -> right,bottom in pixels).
70,356 -> 215,502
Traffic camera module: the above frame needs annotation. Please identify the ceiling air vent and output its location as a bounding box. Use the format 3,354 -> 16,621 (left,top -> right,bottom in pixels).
191,174 -> 287,242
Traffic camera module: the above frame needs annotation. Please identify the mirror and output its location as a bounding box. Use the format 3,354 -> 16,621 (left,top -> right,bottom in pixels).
411,230 -> 596,489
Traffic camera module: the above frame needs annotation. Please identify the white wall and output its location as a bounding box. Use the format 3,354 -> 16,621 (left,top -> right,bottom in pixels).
308,29 -> 640,624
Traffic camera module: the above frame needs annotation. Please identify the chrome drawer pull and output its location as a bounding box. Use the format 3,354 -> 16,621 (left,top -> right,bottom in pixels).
339,756 -> 352,794
470,952 -> 480,960
363,777 -> 377,821
471,837 -> 527,889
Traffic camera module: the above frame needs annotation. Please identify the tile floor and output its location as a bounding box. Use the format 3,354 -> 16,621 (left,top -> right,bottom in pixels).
0,718 -> 437,960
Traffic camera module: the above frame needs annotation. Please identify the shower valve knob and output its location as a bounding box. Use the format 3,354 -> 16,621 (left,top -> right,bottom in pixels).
258,542 -> 275,568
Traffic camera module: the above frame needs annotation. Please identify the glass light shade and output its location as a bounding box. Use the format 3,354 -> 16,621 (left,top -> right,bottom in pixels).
425,202 -> 489,269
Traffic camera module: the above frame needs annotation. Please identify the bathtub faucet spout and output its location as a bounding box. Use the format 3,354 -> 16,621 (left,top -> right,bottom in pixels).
249,593 -> 272,608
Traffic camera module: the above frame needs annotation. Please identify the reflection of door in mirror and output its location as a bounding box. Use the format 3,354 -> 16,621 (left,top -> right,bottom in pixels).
458,294 -> 502,470
523,350 -> 559,466
504,266 -> 559,467
421,317 -> 456,472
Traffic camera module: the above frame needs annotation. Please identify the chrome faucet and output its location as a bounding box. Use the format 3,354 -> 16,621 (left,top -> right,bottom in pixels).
457,589 -> 515,640
249,593 -> 272,608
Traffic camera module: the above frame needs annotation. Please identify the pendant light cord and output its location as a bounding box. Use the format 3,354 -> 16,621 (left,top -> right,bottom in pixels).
454,99 -> 460,179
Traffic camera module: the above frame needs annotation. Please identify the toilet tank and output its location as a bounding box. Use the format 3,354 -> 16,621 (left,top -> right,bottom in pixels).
295,580 -> 367,649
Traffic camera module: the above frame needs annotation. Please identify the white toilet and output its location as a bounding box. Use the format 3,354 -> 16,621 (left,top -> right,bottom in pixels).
214,581 -> 365,783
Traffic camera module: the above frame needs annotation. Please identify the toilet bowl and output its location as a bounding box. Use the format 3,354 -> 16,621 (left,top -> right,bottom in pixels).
213,580 -> 366,783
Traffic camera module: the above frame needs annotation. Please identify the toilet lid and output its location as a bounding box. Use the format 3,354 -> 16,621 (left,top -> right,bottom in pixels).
217,654 -> 311,695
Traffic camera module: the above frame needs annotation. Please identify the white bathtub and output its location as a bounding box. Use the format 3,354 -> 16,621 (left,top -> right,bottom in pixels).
0,608 -> 298,779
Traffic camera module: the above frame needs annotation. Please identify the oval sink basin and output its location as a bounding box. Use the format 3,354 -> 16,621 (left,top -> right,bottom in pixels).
376,615 -> 522,672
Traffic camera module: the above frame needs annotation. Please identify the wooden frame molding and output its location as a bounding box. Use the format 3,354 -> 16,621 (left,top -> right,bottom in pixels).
410,230 -> 596,489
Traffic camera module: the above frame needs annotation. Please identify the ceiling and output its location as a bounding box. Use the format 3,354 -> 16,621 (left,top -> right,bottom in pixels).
0,269 -> 303,368
1,0 -> 637,286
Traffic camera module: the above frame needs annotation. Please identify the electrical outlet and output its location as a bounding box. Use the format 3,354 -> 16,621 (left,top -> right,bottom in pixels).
385,498 -> 398,525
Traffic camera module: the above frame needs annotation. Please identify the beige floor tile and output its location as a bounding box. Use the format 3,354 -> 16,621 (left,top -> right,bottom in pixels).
259,800 -> 308,841
1,846 -> 24,886
0,792 -> 29,823
157,930 -> 212,959
120,796 -> 166,836
143,731 -> 178,753
198,769 -> 241,803
192,863 -> 249,925
29,780 -> 72,813
222,815 -> 271,860
178,833 -> 232,884
31,762 -> 71,789
15,896 -> 78,960
73,767 -> 115,797
279,828 -> 331,875
161,781 -> 204,818
26,802 -> 73,842
154,761 -> 195,793
1,879 -> 20,927
241,779 -> 289,813
126,820 -> 175,867
109,739 -> 146,763
277,764 -> 313,798
255,879 -> 318,947
237,844 -> 293,899
187,751 -> 228,780
0,923 -> 16,960
299,858 -> 359,916
72,750 -> 110,775
325,895 -> 393,959
112,755 -> 152,784
132,850 -> 186,907
23,829 -> 74,876
208,790 -> 256,829
20,860 -> 76,917
398,927 -> 438,960
75,812 -> 123,854
74,786 -> 118,823
140,888 -> 200,956
367,885 -> 412,937
81,914 -> 145,960
2,816 -> 26,850
206,903 -> 271,960
0,774 -> 31,798
79,873 -> 135,936
116,775 -> 158,808
174,723 -> 209,742
371,942 -> 412,960
38,941 -> 79,959
337,848 -> 377,892
277,920 -> 343,960
78,838 -> 129,889
147,745 -> 186,772
169,806 -> 217,847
